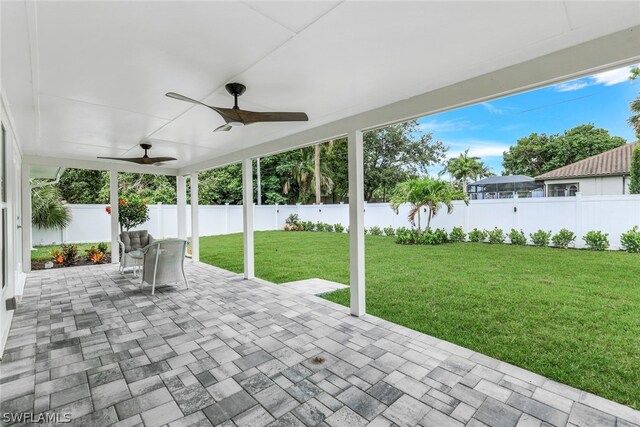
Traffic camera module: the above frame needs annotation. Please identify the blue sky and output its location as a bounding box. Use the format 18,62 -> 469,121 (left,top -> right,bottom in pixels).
419,65 -> 639,176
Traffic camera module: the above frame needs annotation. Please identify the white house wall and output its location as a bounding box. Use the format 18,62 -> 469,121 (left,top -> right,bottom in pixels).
32,196 -> 640,250
545,176 -> 629,196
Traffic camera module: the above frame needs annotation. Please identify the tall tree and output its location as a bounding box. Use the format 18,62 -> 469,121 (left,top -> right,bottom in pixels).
390,177 -> 467,232
314,144 -> 321,204
56,169 -> 109,204
628,67 -> 640,136
503,124 -> 626,176
441,149 -> 492,192
363,120 -> 447,201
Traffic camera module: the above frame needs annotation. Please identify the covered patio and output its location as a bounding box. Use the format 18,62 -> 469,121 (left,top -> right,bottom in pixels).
2,262 -> 638,426
2,1 -> 640,425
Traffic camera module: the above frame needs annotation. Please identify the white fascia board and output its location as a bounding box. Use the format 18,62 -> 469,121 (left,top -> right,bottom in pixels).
179,25 -> 640,175
24,155 -> 179,176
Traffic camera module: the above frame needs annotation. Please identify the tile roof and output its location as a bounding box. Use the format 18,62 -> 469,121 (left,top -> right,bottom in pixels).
536,142 -> 638,180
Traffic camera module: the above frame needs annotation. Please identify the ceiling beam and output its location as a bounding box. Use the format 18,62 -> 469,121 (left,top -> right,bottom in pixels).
179,24 -> 640,175
24,155 -> 179,176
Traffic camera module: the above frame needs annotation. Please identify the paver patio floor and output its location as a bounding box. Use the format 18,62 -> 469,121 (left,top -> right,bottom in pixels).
1,262 -> 638,427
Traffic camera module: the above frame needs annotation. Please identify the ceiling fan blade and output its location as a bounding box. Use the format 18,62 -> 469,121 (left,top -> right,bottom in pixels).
213,124 -> 232,132
97,156 -> 146,164
166,92 -> 239,122
238,110 -> 309,124
165,92 -> 210,107
146,157 -> 177,163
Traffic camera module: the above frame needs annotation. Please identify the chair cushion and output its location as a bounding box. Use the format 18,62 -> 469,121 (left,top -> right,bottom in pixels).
120,230 -> 151,252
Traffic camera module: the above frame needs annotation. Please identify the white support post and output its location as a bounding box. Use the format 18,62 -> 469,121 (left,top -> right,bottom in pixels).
190,172 -> 199,262
242,158 -> 255,279
109,170 -> 120,264
348,130 -> 365,317
21,164 -> 31,272
177,175 -> 187,240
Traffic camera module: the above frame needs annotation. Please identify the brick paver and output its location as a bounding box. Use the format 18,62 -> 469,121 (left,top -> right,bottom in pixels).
1,262 -> 638,426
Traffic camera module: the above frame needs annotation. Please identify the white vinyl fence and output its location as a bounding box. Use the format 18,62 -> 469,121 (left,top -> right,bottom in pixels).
33,194 -> 640,249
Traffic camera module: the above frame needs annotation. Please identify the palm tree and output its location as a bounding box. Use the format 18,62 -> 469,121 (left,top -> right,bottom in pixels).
628,96 -> 640,136
390,177 -> 467,232
31,184 -> 71,230
281,146 -> 333,203
441,149 -> 489,193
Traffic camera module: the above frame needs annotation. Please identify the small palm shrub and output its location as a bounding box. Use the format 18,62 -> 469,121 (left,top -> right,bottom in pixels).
487,228 -> 506,244
620,226 -> 640,253
551,229 -> 575,248
530,230 -> 552,246
508,229 -> 527,245
369,226 -> 383,236
333,224 -> 345,233
584,231 -> 609,251
284,214 -> 302,231
449,227 -> 466,242
383,227 -> 395,237
468,228 -> 487,243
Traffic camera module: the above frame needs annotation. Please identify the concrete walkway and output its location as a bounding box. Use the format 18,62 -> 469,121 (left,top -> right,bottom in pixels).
1,262 -> 638,427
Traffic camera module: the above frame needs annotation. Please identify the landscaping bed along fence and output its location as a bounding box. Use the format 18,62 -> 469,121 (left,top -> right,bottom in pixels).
33,194 -> 640,250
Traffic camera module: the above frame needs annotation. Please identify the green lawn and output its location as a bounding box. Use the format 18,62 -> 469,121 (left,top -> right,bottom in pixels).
200,231 -> 640,409
32,242 -> 111,261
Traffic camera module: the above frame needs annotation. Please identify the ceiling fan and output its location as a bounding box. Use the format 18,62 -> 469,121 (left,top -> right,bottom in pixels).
166,83 -> 309,132
97,143 -> 177,165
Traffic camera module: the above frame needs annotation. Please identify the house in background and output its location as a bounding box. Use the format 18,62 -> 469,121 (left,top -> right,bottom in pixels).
467,175 -> 544,199
536,142 -> 638,196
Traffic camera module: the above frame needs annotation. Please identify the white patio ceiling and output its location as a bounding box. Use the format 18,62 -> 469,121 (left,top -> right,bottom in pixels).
2,1 -> 640,174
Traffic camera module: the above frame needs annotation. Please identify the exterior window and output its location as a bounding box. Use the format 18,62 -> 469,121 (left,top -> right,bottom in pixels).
568,184 -> 578,196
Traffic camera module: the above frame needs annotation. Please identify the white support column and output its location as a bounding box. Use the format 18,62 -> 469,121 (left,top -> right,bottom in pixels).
109,170 -> 120,264
242,158 -> 255,279
177,175 -> 187,240
190,172 -> 199,262
348,130 -> 365,317
21,164 -> 31,272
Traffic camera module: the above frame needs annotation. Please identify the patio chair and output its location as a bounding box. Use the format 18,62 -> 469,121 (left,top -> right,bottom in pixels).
140,238 -> 189,295
119,230 -> 155,273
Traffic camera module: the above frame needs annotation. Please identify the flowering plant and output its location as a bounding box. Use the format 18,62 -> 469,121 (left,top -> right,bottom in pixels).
105,197 -> 149,231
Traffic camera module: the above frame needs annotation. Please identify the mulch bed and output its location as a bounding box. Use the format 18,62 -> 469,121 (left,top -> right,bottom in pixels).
31,253 -> 112,270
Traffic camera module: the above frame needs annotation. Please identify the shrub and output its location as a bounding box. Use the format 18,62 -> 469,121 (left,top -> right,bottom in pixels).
584,230 -> 609,251
530,230 -> 552,247
383,227 -> 395,237
51,244 -> 78,266
321,223 -> 333,232
487,228 -> 505,244
551,228 -> 576,248
395,228 -> 418,244
423,228 -> 448,245
85,246 -> 107,264
97,242 -> 108,253
285,213 -> 300,227
468,228 -> 487,243
449,226 -> 466,242
333,224 -> 345,233
508,229 -> 527,245
621,226 -> 640,253
301,221 -> 314,231
369,226 -> 383,236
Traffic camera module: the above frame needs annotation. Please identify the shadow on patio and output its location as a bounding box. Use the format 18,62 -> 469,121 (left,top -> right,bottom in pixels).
1,262 -> 638,427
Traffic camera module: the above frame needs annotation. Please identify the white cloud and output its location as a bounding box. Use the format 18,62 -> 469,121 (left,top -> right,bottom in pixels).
481,102 -> 504,115
592,67 -> 634,86
552,65 -> 638,92
554,81 -> 590,92
418,118 -> 474,133
445,139 -> 511,159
